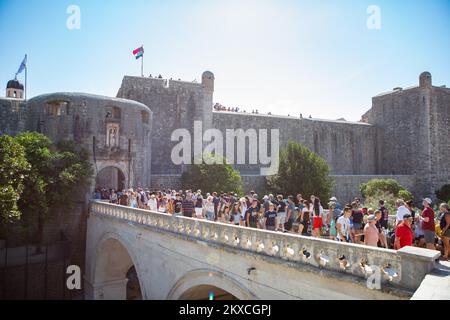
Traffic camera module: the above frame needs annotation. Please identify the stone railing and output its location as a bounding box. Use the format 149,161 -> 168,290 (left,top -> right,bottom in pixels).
90,201 -> 440,291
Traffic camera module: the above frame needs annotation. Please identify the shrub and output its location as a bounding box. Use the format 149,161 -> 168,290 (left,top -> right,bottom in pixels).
436,184 -> 450,203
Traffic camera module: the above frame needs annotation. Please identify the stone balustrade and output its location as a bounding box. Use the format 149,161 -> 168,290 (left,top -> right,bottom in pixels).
90,201 -> 440,291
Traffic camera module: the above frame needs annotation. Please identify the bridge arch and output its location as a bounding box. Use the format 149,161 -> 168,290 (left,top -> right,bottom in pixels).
89,232 -> 145,299
167,269 -> 257,300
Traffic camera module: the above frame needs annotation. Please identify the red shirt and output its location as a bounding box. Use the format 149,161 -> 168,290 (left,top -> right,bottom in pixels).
422,207 -> 435,231
395,222 -> 413,250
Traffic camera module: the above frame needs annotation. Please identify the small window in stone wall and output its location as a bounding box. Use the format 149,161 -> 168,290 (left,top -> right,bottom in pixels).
46,100 -> 68,116
141,111 -> 149,124
113,106 -> 121,119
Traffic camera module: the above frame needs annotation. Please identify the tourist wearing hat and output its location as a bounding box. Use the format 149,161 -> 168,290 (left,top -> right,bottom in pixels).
438,203 -> 450,261
394,213 -> 414,250
364,215 -> 379,247
420,198 -> 436,250
329,196 -> 342,210
204,195 -> 215,221
328,202 -> 338,240
148,193 -> 158,212
394,199 -> 410,226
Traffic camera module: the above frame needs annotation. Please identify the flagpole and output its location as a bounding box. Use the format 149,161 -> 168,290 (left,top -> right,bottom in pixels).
25,63 -> 27,100
141,45 -> 144,77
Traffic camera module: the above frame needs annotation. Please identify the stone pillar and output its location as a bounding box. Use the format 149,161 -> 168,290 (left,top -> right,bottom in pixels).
84,278 -> 129,300
397,246 -> 440,291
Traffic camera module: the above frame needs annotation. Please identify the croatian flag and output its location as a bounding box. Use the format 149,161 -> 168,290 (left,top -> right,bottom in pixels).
133,46 -> 144,59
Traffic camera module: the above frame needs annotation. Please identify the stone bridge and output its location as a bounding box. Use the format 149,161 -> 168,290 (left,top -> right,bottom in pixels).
85,201 -> 444,300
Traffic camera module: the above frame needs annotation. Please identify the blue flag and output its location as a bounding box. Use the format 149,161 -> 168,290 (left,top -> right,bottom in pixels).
16,54 -> 27,76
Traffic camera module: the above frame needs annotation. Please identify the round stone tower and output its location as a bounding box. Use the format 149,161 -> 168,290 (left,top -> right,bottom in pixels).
419,71 -> 432,88
6,78 -> 24,99
202,71 -> 215,92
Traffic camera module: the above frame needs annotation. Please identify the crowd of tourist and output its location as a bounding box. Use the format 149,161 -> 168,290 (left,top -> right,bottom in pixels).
93,188 -> 450,261
213,103 -> 240,112
213,103 -> 315,119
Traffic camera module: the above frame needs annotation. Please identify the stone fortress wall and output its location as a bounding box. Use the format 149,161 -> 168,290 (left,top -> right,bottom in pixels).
116,71 -> 449,203
1,92 -> 153,189
116,74 -> 214,175
365,72 -> 450,200
1,71 -> 449,203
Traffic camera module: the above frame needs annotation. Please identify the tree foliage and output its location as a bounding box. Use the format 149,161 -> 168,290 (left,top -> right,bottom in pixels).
360,179 -> 412,200
0,135 -> 30,229
181,153 -> 243,195
436,184 -> 450,203
398,189 -> 413,202
266,141 -> 333,201
0,132 -> 92,241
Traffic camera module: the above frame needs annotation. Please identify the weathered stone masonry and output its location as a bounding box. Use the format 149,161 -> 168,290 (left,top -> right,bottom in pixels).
1,71 -> 449,203
115,71 -> 449,202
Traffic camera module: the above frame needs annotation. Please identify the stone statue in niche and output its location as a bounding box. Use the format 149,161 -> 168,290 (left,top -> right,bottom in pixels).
109,128 -> 116,147
106,123 -> 119,148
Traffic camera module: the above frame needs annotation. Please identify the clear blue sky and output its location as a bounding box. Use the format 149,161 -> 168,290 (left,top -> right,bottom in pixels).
1,0 -> 449,121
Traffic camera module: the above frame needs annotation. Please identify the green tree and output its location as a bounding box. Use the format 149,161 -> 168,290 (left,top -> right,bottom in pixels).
363,190 -> 398,230
436,184 -> 450,203
266,141 -> 333,201
360,179 -> 414,202
361,179 -> 414,226
0,135 -> 30,236
14,132 -> 92,246
360,179 -> 405,198
15,133 -> 53,239
181,153 -> 243,195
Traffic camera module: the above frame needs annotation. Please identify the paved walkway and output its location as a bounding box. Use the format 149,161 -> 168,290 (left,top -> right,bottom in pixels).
411,260 -> 450,300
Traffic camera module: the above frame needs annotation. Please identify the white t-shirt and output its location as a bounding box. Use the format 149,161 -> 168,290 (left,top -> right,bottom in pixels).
240,204 -> 248,218
336,216 -> 350,241
396,206 -> 410,223
148,198 -> 158,211
205,201 -> 214,213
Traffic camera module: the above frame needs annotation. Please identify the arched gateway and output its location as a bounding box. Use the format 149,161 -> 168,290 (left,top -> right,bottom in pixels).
95,166 -> 126,191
